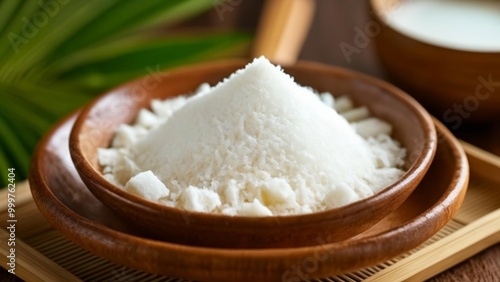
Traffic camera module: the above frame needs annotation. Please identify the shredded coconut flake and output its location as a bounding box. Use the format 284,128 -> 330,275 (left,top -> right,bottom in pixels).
99,57 -> 406,216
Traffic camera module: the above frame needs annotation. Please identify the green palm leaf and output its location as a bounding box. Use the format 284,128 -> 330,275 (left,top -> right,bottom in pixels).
1,0 -> 251,187
52,32 -> 250,90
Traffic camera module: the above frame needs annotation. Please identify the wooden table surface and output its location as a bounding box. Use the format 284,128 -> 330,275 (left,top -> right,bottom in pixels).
2,1 -> 499,281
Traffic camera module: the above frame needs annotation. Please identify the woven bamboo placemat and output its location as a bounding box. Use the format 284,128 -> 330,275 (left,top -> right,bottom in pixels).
1,142 -> 499,281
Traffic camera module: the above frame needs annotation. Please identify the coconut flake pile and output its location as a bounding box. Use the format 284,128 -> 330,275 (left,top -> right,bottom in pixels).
98,57 -> 406,216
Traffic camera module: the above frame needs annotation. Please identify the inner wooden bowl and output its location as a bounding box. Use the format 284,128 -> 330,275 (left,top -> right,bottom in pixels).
370,0 -> 500,122
69,59 -> 437,249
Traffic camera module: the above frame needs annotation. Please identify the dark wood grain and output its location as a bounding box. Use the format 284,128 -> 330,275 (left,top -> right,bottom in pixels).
0,268 -> 21,282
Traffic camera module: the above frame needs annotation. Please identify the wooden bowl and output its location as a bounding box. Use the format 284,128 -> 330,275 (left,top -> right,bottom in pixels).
69,59 -> 437,249
370,0 -> 500,122
30,114 -> 466,281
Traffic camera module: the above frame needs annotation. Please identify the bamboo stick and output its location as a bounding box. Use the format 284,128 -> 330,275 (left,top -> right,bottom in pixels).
252,0 -> 316,64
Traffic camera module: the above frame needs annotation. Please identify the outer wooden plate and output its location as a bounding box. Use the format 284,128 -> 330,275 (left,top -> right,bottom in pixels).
29,113 -> 468,282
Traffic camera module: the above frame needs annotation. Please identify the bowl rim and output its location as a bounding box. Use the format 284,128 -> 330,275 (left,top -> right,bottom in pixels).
69,59 -> 437,225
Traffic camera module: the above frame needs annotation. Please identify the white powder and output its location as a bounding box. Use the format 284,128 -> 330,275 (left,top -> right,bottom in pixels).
99,57 -> 406,216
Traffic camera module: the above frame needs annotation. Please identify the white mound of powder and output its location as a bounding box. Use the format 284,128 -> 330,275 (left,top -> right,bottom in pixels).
99,57 -> 406,216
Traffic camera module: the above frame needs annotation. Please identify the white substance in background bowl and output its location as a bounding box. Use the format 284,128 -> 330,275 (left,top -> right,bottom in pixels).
99,57 -> 406,216
384,0 -> 500,52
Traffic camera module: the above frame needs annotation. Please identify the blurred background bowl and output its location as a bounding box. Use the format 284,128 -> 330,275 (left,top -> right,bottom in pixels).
370,0 -> 500,123
69,59 -> 436,249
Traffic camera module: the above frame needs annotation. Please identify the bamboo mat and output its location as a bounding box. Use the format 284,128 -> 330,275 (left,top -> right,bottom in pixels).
1,142 -> 499,281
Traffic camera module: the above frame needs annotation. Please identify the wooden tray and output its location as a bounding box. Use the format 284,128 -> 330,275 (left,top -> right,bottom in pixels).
27,111 -> 468,282
1,138 -> 499,281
